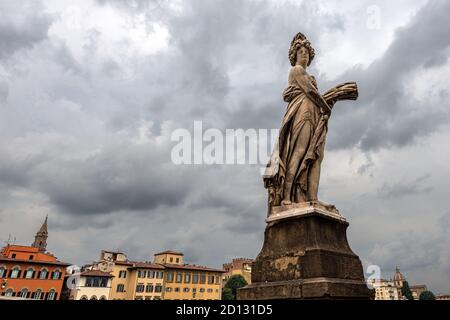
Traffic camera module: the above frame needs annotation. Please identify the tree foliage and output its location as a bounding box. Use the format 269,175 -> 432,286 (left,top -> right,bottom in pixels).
401,281 -> 414,300
222,275 -> 248,300
419,291 -> 436,300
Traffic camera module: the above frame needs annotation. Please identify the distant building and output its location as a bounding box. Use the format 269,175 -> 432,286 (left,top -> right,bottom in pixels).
436,294 -> 450,300
410,285 -> 428,300
154,251 -> 225,300
367,278 -> 400,300
87,249 -> 224,300
223,258 -> 253,285
0,216 -> 70,300
64,269 -> 113,300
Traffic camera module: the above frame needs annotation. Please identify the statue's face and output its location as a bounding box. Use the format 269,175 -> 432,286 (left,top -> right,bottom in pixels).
297,46 -> 310,68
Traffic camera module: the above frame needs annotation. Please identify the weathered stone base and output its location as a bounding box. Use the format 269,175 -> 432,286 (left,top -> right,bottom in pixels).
237,202 -> 370,300
238,278 -> 370,300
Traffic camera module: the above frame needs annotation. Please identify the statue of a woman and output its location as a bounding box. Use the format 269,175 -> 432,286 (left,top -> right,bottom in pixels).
264,32 -> 358,211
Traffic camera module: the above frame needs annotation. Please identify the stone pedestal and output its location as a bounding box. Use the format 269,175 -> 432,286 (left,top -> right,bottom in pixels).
237,202 -> 370,300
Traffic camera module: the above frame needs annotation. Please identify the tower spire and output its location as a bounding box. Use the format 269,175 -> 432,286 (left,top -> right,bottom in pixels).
32,215 -> 48,252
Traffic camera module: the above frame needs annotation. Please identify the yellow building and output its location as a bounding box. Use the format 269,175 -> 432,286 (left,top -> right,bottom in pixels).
89,250 -> 224,300
223,258 -> 253,286
154,251 -> 224,300
367,278 -> 400,300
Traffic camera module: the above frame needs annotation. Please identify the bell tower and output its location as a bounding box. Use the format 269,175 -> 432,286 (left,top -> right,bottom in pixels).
32,215 -> 48,252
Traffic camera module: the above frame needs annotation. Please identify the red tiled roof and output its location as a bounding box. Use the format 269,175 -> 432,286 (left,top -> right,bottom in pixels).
0,256 -> 71,266
80,270 -> 114,277
129,262 -> 165,270
154,250 -> 184,256
161,263 -> 226,273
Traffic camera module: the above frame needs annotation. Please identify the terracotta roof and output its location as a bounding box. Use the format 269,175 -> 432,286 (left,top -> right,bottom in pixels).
154,250 -> 184,256
129,262 -> 165,270
161,263 -> 226,273
114,260 -> 134,266
80,270 -> 114,277
0,256 -> 71,266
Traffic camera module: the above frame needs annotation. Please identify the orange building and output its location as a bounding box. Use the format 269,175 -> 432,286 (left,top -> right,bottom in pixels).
0,217 -> 70,300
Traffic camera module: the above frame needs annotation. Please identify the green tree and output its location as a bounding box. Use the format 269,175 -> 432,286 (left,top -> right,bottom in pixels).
401,281 -> 414,300
419,291 -> 436,300
222,275 -> 248,300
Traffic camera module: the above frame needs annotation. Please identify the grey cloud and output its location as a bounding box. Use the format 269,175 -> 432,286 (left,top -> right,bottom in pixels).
0,1 -> 53,60
377,174 -> 432,199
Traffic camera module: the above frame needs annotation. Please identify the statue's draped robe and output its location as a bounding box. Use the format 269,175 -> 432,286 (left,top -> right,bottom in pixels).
264,66 -> 328,206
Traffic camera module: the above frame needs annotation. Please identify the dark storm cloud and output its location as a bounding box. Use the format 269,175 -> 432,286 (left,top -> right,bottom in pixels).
327,0 -> 450,151
0,1 -> 53,60
377,174 -> 433,199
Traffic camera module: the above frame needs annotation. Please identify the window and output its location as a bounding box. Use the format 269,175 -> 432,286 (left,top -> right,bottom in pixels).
200,274 -> 206,284
167,271 -> 174,283
19,288 -> 28,298
135,296 -> 143,300
175,287 -> 180,292
147,270 -> 154,278
34,289 -> 42,300
176,273 -> 183,283
184,273 -> 191,283
52,270 -> 61,280
192,274 -> 199,284
157,271 -> 164,279
10,267 -> 20,279
183,288 -> 190,292
200,288 -> 205,293
145,296 -> 152,300
192,288 -> 197,293
100,296 -> 107,300
176,258 -> 180,263
116,284 -> 125,293
85,276 -> 108,288
39,269 -> 48,279
207,289 -> 213,293
136,283 -> 145,293
208,275 -> 214,284
25,268 -> 34,279
29,255 -> 34,260
119,270 -> 127,278
170,257 -> 173,263
145,284 -> 154,293
165,287 -> 172,292
138,270 -> 145,278
5,289 -> 14,297
11,254 -> 16,258
155,285 -> 162,293
0,267 -> 6,278
90,295 -> 97,300
80,295 -> 88,300
47,289 -> 56,300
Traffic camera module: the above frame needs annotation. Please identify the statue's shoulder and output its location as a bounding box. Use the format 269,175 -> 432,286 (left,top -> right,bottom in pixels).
289,65 -> 307,77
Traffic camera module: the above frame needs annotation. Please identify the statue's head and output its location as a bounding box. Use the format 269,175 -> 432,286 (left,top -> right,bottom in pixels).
289,32 -> 315,68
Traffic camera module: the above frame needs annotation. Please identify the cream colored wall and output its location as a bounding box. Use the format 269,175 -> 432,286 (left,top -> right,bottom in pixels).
71,277 -> 112,300
129,269 -> 164,300
109,264 -> 131,300
154,253 -> 183,265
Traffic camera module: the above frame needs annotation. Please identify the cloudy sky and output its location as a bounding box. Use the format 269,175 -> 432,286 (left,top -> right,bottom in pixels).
1,0 -> 450,293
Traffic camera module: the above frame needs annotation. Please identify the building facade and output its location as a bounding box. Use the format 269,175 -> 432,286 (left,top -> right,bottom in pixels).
64,270 -> 113,300
367,278 -> 400,300
155,251 -> 224,300
0,217 -> 69,300
88,249 -> 224,300
223,258 -> 253,286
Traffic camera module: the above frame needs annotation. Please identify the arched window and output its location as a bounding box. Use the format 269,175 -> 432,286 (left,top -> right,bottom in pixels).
47,289 -> 56,300
80,295 -> 88,300
39,268 -> 48,279
34,289 -> 42,300
0,266 -> 6,278
25,268 -> 35,279
90,295 -> 98,300
19,288 -> 29,298
10,266 -> 20,279
100,296 -> 107,300
52,269 -> 62,280
5,288 -> 14,297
